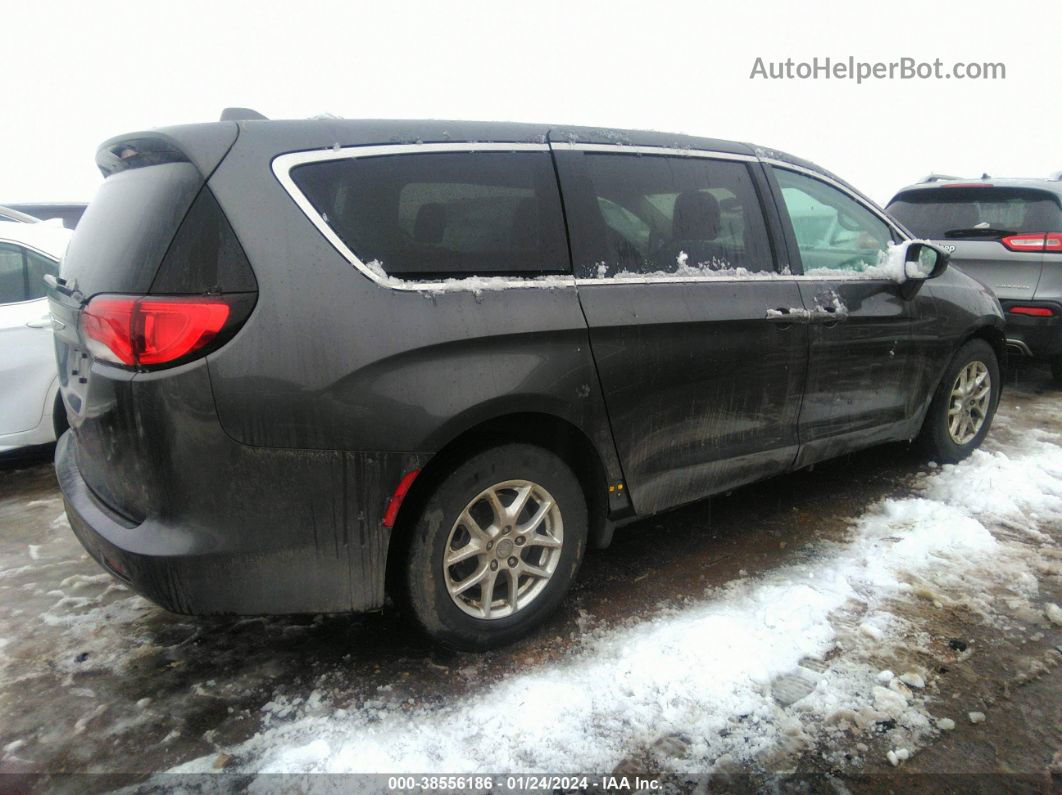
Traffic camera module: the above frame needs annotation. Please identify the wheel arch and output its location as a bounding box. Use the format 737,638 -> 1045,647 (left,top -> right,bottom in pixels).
964,323 -> 1007,373
52,383 -> 69,438
384,410 -> 611,602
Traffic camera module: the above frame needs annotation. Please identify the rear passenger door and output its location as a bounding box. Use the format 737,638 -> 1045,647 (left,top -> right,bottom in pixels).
551,143 -> 809,515
767,165 -> 926,465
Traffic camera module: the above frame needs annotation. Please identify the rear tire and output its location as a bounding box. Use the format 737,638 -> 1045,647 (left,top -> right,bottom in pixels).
1051,356 -> 1062,386
403,443 -> 587,650
919,339 -> 1000,463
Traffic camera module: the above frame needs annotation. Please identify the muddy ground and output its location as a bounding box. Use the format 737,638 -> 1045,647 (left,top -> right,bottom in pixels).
0,364 -> 1059,792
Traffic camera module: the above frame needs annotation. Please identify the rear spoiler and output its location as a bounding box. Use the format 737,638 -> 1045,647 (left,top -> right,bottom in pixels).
220,107 -> 267,121
95,123 -> 239,179
918,173 -> 963,183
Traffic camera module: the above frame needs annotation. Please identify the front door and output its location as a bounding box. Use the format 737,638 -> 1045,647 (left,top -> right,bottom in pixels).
768,166 -> 927,466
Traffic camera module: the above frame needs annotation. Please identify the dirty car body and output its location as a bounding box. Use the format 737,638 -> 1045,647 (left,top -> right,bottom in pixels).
50,119 -> 1004,642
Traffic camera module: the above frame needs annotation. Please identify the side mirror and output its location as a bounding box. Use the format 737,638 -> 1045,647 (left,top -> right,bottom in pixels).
904,241 -> 949,281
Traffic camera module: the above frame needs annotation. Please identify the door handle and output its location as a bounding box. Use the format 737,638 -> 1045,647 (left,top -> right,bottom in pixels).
765,308 -> 810,325
26,316 -> 53,329
808,308 -> 849,326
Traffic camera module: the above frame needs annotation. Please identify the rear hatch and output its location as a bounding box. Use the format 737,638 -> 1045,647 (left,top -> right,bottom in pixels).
48,127 -> 256,522
887,185 -> 1061,300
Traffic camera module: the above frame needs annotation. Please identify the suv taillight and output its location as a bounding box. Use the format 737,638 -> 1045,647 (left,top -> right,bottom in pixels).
1007,306 -> 1055,317
81,294 -> 253,369
1000,233 -> 1062,253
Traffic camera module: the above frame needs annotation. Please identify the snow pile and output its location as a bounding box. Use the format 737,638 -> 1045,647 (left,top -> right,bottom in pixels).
597,252 -> 790,281
803,241 -> 908,283
168,425 -> 1061,777
361,240 -> 934,289
361,259 -> 575,294
923,447 -> 1062,525
590,241 -> 930,283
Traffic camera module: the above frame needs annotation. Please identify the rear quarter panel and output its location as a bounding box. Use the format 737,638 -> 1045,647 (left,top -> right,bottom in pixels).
203,128 -> 624,484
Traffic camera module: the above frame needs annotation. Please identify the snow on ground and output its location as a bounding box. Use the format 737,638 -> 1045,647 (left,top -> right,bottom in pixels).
165,404 -> 1062,776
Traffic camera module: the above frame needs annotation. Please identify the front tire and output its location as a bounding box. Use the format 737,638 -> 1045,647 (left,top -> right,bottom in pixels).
403,443 -> 587,650
919,339 -> 1000,463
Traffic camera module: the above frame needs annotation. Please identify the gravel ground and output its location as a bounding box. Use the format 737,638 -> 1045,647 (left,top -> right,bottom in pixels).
0,364 -> 1059,793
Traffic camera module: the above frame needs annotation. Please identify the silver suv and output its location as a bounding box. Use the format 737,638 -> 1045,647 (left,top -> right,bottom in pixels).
887,174 -> 1062,381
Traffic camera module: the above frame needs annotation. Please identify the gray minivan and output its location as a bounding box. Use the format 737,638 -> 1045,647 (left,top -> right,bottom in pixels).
888,175 -> 1062,381
50,117 -> 1004,649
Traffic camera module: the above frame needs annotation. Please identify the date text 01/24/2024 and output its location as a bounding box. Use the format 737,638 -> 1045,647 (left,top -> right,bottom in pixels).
386,775 -> 662,791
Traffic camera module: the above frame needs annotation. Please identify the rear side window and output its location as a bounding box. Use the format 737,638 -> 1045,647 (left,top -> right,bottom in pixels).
555,153 -> 774,278
290,152 -> 570,279
0,243 -> 58,304
887,187 -> 1062,240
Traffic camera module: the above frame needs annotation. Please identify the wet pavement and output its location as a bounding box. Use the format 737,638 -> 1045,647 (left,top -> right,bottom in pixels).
0,364 -> 1059,791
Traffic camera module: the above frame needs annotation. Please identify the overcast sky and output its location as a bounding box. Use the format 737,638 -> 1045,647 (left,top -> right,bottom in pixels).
5,0 -> 1058,206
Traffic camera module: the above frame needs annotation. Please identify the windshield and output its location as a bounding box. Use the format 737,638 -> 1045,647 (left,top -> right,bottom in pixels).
887,186 -> 1062,239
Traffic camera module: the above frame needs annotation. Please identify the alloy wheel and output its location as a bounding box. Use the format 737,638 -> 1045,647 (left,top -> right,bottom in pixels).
443,479 -> 564,619
948,360 -> 991,445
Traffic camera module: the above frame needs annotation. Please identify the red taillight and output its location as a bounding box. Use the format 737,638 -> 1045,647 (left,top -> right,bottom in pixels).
1001,233 -> 1062,253
81,295 -> 232,368
81,298 -> 137,365
1007,306 -> 1055,317
382,469 -> 421,528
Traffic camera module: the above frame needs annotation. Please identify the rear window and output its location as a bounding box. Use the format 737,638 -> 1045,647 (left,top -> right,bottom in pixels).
290,152 -> 570,279
61,162 -> 203,297
887,187 -> 1062,240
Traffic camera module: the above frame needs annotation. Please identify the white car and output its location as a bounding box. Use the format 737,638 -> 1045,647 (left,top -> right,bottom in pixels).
0,220 -> 73,452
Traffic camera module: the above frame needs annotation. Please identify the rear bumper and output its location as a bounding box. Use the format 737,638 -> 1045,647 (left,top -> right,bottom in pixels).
56,430 -> 421,615
1001,300 -> 1062,359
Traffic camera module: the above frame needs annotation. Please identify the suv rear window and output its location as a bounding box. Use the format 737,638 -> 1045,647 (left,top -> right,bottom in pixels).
887,187 -> 1062,240
290,151 -> 570,279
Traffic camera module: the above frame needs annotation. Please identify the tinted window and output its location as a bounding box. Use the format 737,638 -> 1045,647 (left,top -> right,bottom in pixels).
0,243 -> 58,303
25,249 -> 59,300
773,168 -> 893,274
0,244 -> 23,303
61,162 -> 203,296
559,153 -> 773,278
291,152 -> 570,279
887,187 -> 1062,240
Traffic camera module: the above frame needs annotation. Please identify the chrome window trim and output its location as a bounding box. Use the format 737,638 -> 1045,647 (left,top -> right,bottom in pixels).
550,142 -> 759,162
271,142 -> 904,290
572,272 -> 903,286
271,142 -> 576,292
573,274 -> 787,286
0,239 -> 61,262
761,158 -> 908,240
